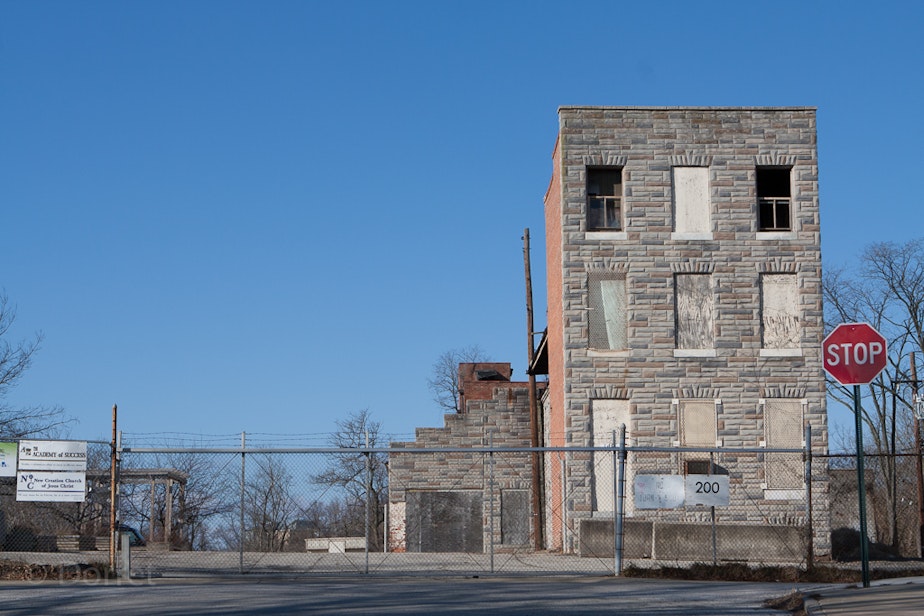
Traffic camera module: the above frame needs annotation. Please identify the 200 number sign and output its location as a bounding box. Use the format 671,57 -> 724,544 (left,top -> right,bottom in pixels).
684,475 -> 729,507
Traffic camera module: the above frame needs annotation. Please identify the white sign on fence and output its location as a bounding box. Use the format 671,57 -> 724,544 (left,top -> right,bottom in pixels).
634,475 -> 685,509
17,440 -> 88,471
684,475 -> 730,507
634,474 -> 730,509
16,471 -> 87,502
0,442 -> 17,477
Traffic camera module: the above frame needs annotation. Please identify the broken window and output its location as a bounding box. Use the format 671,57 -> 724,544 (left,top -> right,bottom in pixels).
588,273 -> 627,350
764,399 -> 803,490
672,167 -> 711,235
675,274 -> 714,349
757,168 -> 792,231
761,274 -> 800,349
586,168 -> 622,231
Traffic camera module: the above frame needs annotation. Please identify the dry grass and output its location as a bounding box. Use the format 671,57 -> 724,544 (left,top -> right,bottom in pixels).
0,559 -> 114,581
763,590 -> 806,616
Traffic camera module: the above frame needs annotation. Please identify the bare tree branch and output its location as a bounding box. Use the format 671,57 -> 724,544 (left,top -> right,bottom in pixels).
0,291 -> 73,439
427,345 -> 490,413
312,409 -> 388,549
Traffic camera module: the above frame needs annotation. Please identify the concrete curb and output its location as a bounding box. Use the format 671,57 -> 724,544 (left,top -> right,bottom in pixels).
803,593 -> 825,616
801,577 -> 924,616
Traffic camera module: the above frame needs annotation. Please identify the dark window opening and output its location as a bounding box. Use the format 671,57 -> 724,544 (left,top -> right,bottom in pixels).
587,168 -> 622,231
685,460 -> 711,475
757,168 -> 791,231
684,460 -> 729,476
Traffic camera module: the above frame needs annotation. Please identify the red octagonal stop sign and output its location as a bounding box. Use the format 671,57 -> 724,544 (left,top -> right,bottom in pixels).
823,323 -> 887,385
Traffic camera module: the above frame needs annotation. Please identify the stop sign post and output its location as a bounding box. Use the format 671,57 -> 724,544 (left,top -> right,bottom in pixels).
824,322 -> 887,588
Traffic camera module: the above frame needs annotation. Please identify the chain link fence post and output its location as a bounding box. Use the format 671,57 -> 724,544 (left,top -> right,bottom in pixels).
364,430 -> 371,575
239,431 -> 245,575
709,451 -> 717,566
804,423 -> 814,571
614,425 -> 627,576
488,431 -> 495,574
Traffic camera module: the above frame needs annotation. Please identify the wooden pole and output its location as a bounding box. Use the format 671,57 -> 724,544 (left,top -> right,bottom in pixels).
523,228 -> 543,550
911,353 -> 923,557
109,404 -> 117,571
165,478 -> 174,546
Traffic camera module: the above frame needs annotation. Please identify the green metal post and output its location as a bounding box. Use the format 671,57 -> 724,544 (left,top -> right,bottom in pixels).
854,385 -> 871,588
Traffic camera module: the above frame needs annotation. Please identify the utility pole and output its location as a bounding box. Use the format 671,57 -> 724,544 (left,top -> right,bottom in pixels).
895,353 -> 923,557
109,404 -> 118,571
523,228 -> 544,550
911,354 -> 923,557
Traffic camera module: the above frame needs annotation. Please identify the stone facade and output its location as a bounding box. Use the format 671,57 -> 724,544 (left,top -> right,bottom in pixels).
540,107 -> 829,556
387,363 -> 540,552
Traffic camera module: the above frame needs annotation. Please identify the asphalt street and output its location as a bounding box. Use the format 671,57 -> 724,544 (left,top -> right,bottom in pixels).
0,576 -> 814,615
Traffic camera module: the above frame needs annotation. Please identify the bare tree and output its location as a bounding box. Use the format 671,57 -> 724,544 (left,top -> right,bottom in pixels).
823,238 -> 924,553
119,451 -> 235,550
312,409 -> 387,549
0,292 -> 72,438
242,455 -> 298,552
427,345 -> 490,413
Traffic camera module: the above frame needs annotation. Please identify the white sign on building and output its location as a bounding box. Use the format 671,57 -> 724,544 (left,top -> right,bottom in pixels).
18,440 -> 88,471
16,471 -> 87,502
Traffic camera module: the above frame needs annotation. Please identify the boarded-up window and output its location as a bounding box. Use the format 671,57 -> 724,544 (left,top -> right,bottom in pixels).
592,399 -> 630,513
588,274 -> 627,350
679,400 -> 716,448
405,491 -> 484,553
501,490 -> 530,545
761,274 -> 799,349
672,167 -> 711,234
679,400 -> 717,471
765,399 -> 803,489
675,274 -> 714,349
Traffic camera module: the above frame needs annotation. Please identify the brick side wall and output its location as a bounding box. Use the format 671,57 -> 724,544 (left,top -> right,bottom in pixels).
543,134 -> 565,548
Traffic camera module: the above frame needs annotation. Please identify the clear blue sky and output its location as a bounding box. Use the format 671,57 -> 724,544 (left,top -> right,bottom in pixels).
1,1 -> 921,444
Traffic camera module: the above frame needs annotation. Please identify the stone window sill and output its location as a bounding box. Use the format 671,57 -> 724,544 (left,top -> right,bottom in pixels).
586,231 -> 628,241
674,349 -> 717,358
759,349 -> 803,357
756,231 -> 797,241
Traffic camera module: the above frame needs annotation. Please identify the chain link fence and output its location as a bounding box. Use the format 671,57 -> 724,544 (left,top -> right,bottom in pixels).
823,451 -> 924,565
115,435 -> 819,577
2,436 -> 923,578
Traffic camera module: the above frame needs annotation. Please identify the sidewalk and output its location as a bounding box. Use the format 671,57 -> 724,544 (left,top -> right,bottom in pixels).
805,577 -> 924,616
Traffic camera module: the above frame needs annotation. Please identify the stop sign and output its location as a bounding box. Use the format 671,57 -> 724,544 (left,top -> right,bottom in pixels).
823,323 -> 887,385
